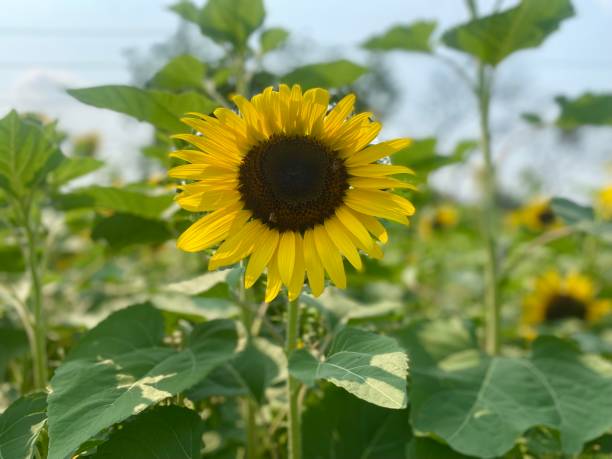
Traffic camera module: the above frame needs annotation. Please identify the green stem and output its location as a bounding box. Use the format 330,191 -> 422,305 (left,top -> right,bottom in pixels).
286,297 -> 301,459
18,199 -> 48,389
245,398 -> 258,459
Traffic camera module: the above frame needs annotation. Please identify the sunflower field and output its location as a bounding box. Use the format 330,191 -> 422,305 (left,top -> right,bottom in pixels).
2,0 -> 612,458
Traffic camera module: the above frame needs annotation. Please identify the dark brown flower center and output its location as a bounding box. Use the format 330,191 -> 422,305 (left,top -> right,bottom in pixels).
538,207 -> 556,225
545,294 -> 587,321
238,135 -> 349,232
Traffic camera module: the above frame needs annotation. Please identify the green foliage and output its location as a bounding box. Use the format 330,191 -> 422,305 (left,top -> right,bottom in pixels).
282,60 -> 368,90
363,21 -> 437,53
48,156 -> 104,188
259,27 -> 290,53
0,392 -> 47,459
399,319 -> 612,457
406,437 -> 476,459
148,55 -> 206,91
47,303 -> 240,459
551,197 -> 595,225
555,93 -> 612,129
67,86 -> 215,132
0,244 -> 25,273
92,406 -> 205,458
442,0 -> 574,65
302,385 -> 410,459
0,326 -> 28,377
0,110 -> 64,197
171,0 -> 264,50
289,327 -> 408,409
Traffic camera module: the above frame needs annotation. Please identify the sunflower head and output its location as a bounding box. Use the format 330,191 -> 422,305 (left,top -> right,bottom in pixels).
418,205 -> 459,239
168,85 -> 416,302
522,271 -> 611,336
509,198 -> 560,232
596,185 -> 612,219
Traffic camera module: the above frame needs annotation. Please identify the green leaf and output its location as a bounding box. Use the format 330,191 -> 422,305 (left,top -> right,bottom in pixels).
282,60 -> 368,90
302,385 -> 410,459
363,21 -> 437,53
259,27 -> 289,53
289,327 -> 408,409
551,197 -> 594,225
442,0 -> 574,66
0,110 -> 65,196
402,319 -> 612,457
0,326 -> 29,377
48,156 -> 104,187
54,185 -> 173,219
555,93 -> 612,129
0,245 -> 25,273
148,55 -> 206,91
392,138 -> 465,182
0,393 -> 47,459
406,437 -> 476,459
522,112 -> 545,126
91,213 -> 173,250
47,303 -> 240,459
188,337 -> 286,404
67,86 -> 215,132
93,406 -> 205,459
171,0 -> 265,50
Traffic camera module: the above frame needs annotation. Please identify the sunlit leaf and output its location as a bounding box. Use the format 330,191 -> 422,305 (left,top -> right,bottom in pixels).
551,197 -> 594,225
363,21 -> 437,53
302,385 -> 410,459
289,327 -> 408,409
92,406 -> 205,459
0,110 -> 64,196
54,185 -> 174,219
0,393 -> 47,459
47,303 -> 240,459
148,55 -> 206,92
91,213 -> 173,250
555,93 -> 612,129
48,156 -> 104,187
282,60 -> 367,90
399,319 -> 612,457
259,27 -> 289,53
442,0 -> 574,65
171,0 -> 264,50
67,85 -> 215,132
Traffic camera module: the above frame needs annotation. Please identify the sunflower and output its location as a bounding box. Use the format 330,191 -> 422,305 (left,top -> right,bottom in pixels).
522,271 -> 611,332
509,198 -> 560,232
596,185 -> 612,219
418,204 -> 458,239
168,85 -> 416,302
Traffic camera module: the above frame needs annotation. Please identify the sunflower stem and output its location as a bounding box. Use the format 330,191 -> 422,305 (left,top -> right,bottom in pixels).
286,296 -> 302,459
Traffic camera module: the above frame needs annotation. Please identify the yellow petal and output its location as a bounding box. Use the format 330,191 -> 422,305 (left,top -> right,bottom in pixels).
168,164 -> 236,180
320,94 -> 355,138
208,219 -> 265,270
277,231 -> 296,286
303,228 -> 325,297
265,249 -> 283,303
288,233 -> 305,300
245,229 -> 280,288
176,189 -> 240,212
177,204 -> 248,252
344,189 -> 414,224
313,225 -> 346,289
351,210 -> 388,243
348,176 -> 418,190
349,164 -> 415,177
335,206 -> 375,252
345,138 -> 412,167
324,216 -> 362,271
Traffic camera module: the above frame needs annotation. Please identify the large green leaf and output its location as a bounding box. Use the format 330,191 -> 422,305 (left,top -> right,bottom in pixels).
282,60 -> 367,90
0,245 -> 25,273
48,156 -> 104,187
442,0 -> 574,66
148,55 -> 206,92
54,185 -> 173,219
302,385 -> 410,459
0,393 -> 47,459
406,437 -> 476,459
363,21 -> 437,53
551,197 -> 594,225
399,319 -> 612,457
0,326 -> 29,377
171,0 -> 264,50
0,110 -> 64,196
67,85 -> 215,132
93,406 -> 205,459
188,337 -> 286,404
259,27 -> 289,53
289,327 -> 408,409
91,213 -> 173,250
555,93 -> 612,129
47,303 -> 240,459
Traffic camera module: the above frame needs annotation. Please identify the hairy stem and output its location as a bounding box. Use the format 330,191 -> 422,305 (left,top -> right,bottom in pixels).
286,297 -> 301,459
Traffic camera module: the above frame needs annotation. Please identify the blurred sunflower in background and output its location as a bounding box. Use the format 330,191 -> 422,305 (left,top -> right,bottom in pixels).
169,84 -> 416,302
418,204 -> 458,239
509,198 -> 560,232
522,271 -> 611,336
596,185 -> 612,219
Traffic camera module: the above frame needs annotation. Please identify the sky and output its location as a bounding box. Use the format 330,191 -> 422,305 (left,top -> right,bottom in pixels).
1,0 -> 611,201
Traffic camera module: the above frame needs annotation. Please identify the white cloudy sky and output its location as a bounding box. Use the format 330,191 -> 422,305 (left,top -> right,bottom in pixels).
1,0 -> 611,201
